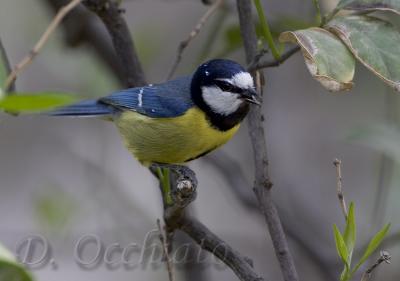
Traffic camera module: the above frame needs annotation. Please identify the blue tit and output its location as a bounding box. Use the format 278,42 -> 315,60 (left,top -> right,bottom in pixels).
50,59 -> 260,166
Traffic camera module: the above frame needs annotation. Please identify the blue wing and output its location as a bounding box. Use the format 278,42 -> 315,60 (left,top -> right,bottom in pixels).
49,76 -> 194,118
100,76 -> 193,118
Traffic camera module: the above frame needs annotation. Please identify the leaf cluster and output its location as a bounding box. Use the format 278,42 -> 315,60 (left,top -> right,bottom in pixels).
333,202 -> 391,281
278,0 -> 400,92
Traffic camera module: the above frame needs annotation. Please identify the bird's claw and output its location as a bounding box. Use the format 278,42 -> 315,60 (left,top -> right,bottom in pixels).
151,163 -> 198,208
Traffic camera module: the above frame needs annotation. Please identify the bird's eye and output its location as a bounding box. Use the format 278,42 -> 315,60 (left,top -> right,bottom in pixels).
216,81 -> 234,92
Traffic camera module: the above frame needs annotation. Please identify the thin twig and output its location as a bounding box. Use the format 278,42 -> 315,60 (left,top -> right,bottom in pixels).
248,46 -> 300,71
196,3 -> 229,62
247,48 -> 269,70
166,0 -> 223,80
236,1 -> 299,281
360,251 -> 391,281
3,0 -> 83,91
157,219 -> 174,281
333,158 -> 348,218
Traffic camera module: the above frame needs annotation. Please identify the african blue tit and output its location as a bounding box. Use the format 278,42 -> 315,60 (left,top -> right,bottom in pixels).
50,59 -> 260,166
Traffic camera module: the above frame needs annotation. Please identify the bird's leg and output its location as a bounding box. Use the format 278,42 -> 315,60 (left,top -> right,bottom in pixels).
151,163 -> 198,208
154,167 -> 173,205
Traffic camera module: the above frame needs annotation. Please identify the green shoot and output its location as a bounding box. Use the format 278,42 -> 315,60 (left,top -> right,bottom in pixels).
253,0 -> 281,60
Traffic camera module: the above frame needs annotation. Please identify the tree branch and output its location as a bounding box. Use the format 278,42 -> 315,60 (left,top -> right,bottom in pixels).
235,1 -> 299,281
83,0 -> 146,87
248,46 -> 300,72
178,216 -> 264,281
157,168 -> 265,281
4,0 -> 140,90
75,2 -> 265,280
205,152 -> 337,281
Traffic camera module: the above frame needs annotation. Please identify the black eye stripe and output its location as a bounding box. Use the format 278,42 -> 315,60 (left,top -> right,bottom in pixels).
215,81 -> 243,94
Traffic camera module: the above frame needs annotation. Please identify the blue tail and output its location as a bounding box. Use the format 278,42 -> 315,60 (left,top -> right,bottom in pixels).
49,100 -> 113,117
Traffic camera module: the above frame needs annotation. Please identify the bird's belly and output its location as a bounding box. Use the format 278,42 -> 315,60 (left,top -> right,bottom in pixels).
114,108 -> 240,166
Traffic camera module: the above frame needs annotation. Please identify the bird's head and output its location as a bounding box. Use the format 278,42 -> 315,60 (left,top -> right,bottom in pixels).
191,59 -> 260,131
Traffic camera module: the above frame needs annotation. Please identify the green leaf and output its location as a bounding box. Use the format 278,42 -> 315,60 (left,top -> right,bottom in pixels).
335,0 -> 400,15
353,223 -> 391,273
326,15 -> 400,92
333,224 -> 350,268
343,202 -> 356,263
0,93 -> 76,112
0,243 -> 34,281
279,28 -> 355,91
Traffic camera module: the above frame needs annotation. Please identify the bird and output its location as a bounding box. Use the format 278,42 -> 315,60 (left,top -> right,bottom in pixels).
50,59 -> 260,168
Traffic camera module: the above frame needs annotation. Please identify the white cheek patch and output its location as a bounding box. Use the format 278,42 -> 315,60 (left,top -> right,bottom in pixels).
218,72 -> 254,89
201,86 -> 243,116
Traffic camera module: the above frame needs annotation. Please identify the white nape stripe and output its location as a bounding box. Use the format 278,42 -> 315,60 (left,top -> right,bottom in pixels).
217,71 -> 254,89
202,86 -> 243,116
138,88 -> 144,107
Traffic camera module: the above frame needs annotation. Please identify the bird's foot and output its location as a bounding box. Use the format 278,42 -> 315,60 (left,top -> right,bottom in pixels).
151,163 -> 197,208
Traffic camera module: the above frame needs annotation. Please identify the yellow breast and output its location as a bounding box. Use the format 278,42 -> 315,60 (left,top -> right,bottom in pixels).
114,107 -> 240,166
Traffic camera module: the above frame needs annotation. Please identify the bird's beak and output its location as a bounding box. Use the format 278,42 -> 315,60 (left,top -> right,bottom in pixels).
241,89 -> 261,106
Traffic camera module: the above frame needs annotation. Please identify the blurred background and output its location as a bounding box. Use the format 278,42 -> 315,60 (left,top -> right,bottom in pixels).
0,0 -> 399,280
